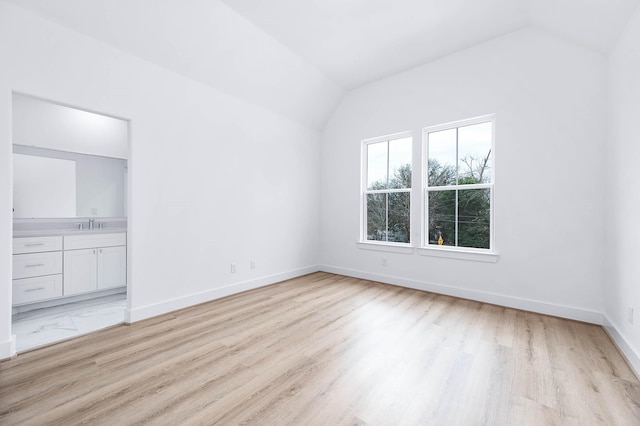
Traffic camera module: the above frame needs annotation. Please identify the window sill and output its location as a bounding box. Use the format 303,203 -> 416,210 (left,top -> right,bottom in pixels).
417,247 -> 499,263
356,241 -> 415,254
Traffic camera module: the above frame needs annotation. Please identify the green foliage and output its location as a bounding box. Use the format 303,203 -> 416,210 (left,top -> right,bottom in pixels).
427,155 -> 491,249
367,164 -> 411,243
366,152 -> 491,249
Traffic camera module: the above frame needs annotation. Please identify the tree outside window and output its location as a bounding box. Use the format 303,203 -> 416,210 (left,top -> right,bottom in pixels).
426,119 -> 493,250
363,135 -> 412,244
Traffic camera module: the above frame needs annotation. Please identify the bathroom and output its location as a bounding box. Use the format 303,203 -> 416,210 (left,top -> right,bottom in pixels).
11,92 -> 129,351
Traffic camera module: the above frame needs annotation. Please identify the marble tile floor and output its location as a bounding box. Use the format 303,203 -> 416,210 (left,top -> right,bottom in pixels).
12,293 -> 127,352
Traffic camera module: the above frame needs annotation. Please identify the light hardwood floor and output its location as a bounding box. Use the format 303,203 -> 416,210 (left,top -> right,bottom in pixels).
1,272 -> 639,425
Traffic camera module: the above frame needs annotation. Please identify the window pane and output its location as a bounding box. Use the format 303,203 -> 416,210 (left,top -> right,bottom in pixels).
458,188 -> 491,249
388,137 -> 412,189
428,190 -> 455,246
458,122 -> 492,184
366,193 -> 387,241
388,191 -> 410,243
427,129 -> 457,186
367,142 -> 388,190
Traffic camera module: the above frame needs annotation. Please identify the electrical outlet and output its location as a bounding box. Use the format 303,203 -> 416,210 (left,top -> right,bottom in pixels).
231,263 -> 237,273
628,307 -> 634,325
250,260 -> 256,269
381,258 -> 387,266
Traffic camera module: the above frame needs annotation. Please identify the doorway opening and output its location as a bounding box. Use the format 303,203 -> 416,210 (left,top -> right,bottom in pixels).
11,93 -> 130,352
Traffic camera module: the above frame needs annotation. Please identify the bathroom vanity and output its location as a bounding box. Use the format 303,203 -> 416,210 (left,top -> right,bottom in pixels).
11,94 -> 130,311
12,229 -> 127,307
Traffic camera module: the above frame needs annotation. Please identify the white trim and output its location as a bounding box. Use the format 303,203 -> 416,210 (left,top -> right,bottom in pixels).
423,114 -> 497,134
361,131 -> 413,244
427,183 -> 492,191
417,246 -> 499,263
362,130 -> 414,145
356,241 -> 415,254
124,266 -> 319,323
0,335 -> 17,361
365,188 -> 411,195
12,287 -> 125,314
603,316 -> 640,379
422,114 -> 495,251
319,265 -> 604,325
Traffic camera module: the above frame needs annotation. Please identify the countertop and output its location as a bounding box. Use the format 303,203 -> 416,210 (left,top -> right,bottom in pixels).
13,227 -> 128,238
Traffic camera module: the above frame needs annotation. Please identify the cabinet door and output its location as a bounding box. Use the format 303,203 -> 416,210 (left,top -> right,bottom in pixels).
64,249 -> 98,295
97,246 -> 126,290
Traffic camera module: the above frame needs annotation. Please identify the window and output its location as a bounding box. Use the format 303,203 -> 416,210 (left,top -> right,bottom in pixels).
424,116 -> 494,251
362,133 -> 412,244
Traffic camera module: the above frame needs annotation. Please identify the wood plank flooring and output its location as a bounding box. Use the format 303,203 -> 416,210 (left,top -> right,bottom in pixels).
1,272 -> 639,425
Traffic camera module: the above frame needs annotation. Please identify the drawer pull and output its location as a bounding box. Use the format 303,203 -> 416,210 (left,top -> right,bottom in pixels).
25,287 -> 45,292
24,263 -> 45,268
24,243 -> 45,247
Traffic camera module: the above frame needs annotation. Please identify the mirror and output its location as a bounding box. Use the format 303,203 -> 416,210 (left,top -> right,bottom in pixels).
13,153 -> 77,218
12,93 -> 128,219
13,146 -> 127,218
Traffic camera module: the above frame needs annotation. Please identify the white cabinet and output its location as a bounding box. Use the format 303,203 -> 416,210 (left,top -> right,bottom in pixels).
64,233 -> 126,296
13,275 -> 63,305
13,232 -> 126,305
12,236 -> 63,305
97,246 -> 127,290
64,233 -> 126,250
13,251 -> 63,279
64,248 -> 99,295
13,235 -> 63,254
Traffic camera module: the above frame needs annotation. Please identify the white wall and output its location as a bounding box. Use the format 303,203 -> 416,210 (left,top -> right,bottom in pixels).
12,93 -> 129,159
320,28 -> 608,322
0,2 -> 321,358
4,0 -> 344,130
606,4 -> 640,371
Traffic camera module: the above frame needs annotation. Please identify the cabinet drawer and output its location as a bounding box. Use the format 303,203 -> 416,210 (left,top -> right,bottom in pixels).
13,236 -> 63,254
13,274 -> 63,305
64,233 -> 126,250
13,251 -> 63,279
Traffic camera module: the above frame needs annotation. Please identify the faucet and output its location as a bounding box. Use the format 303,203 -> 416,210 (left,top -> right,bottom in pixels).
89,218 -> 94,230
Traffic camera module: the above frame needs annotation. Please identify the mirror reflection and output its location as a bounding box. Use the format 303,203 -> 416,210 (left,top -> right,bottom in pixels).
13,146 -> 127,218
12,93 -> 129,219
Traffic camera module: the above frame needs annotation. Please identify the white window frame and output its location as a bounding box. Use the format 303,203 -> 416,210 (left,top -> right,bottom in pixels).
360,131 -> 413,250
420,115 -> 497,261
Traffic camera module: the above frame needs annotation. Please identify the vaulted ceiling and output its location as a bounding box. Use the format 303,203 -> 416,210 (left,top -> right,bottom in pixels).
4,0 -> 639,128
223,0 -> 639,88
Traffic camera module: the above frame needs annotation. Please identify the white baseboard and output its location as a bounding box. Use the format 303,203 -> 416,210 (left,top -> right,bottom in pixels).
0,334 -> 16,360
125,266 -> 320,323
320,265 -> 604,325
12,287 -> 126,315
603,316 -> 640,379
